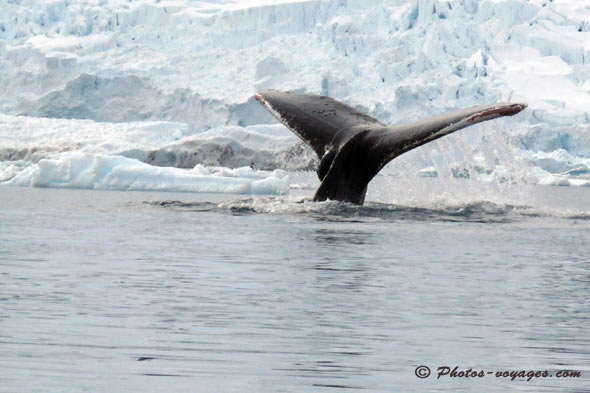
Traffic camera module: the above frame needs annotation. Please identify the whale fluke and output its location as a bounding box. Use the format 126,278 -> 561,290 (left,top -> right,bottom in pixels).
255,90 -> 527,205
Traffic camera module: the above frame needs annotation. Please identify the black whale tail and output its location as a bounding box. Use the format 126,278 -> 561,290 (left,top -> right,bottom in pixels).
255,90 -> 527,205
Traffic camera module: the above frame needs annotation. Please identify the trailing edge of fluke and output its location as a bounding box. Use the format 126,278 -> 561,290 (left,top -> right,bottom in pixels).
255,89 -> 527,205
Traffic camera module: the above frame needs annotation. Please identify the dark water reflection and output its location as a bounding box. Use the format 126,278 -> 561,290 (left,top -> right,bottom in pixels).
1,187 -> 589,393
312,228 -> 375,246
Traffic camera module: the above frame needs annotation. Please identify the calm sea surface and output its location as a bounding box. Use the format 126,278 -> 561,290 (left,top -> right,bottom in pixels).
1,185 -> 589,393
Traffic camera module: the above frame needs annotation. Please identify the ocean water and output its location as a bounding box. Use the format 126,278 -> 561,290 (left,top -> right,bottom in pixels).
1,184 -> 589,393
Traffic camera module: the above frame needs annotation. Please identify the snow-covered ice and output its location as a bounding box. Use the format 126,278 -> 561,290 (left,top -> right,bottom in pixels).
1,0 -> 589,195
2,152 -> 290,194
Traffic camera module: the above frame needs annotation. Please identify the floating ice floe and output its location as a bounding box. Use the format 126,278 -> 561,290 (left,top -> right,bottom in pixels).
1,153 -> 289,194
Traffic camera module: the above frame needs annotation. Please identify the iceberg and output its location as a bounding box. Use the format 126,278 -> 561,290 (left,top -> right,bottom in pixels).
2,152 -> 289,194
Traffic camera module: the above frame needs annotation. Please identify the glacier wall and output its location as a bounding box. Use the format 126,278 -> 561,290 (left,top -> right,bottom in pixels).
1,0 -> 589,193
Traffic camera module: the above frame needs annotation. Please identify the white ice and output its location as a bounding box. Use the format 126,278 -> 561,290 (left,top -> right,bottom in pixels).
2,152 -> 289,194
1,0 -> 589,194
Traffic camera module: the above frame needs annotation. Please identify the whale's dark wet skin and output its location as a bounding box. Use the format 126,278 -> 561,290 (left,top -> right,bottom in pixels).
256,90 -> 527,205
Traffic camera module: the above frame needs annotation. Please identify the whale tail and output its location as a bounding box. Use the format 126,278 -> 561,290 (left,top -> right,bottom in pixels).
255,90 -> 527,204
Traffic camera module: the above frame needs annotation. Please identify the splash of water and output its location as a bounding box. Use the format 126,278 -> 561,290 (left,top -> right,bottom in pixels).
371,122 -> 537,207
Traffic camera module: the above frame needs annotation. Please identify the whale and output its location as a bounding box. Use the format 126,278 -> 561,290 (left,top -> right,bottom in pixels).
255,90 -> 527,205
